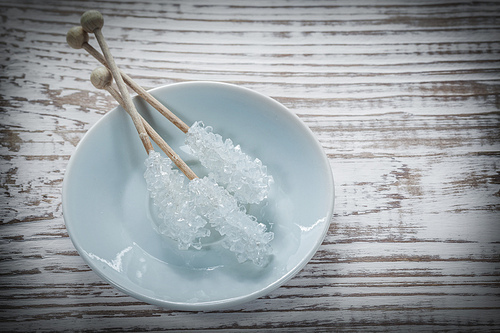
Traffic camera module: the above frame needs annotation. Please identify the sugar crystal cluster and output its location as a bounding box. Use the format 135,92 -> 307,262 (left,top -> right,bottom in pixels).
185,121 -> 273,204
189,176 -> 274,267
144,151 -> 274,267
144,151 -> 210,250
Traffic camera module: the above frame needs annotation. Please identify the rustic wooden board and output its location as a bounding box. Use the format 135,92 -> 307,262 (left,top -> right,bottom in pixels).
1,0 -> 499,331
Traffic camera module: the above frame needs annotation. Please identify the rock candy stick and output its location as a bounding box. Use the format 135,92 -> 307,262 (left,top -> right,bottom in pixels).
89,67 -> 273,265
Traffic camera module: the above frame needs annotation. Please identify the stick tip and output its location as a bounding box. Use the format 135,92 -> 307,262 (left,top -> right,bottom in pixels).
66,26 -> 89,49
90,67 -> 113,90
81,10 -> 104,33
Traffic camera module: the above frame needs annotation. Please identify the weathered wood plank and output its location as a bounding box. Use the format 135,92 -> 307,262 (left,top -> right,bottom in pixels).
0,0 -> 499,331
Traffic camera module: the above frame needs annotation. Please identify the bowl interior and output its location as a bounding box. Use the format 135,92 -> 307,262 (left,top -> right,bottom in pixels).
63,81 -> 334,310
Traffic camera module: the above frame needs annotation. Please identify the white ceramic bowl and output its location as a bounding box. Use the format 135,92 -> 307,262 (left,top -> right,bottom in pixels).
63,81 -> 334,310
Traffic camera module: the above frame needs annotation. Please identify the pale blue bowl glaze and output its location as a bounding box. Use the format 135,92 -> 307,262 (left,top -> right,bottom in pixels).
63,81 -> 334,310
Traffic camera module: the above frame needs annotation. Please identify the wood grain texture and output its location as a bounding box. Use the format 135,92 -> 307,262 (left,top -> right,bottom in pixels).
1,0 -> 499,331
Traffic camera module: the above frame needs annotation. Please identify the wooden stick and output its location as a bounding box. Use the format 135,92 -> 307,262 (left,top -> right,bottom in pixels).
90,67 -> 198,180
66,26 -> 190,133
80,11 -> 153,153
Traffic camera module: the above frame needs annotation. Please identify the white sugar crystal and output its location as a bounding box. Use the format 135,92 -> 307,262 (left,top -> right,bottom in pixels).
189,176 -> 274,267
144,151 -> 274,267
144,151 -> 210,250
185,121 -> 274,204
